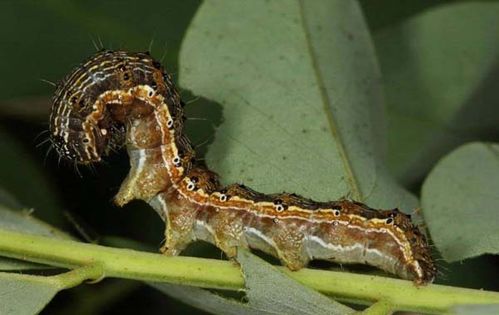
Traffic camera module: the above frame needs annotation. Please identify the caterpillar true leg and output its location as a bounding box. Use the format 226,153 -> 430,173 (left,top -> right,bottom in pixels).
49,50 -> 436,284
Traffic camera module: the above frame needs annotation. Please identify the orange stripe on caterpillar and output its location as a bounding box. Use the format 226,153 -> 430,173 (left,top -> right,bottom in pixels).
49,50 -> 436,285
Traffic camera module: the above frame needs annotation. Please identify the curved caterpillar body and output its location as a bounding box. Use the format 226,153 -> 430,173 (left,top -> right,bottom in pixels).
49,50 -> 436,284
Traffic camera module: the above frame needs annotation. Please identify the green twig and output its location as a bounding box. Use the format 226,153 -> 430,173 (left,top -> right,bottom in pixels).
0,264 -> 103,289
0,228 -> 498,314
358,300 -> 393,315
51,264 -> 104,289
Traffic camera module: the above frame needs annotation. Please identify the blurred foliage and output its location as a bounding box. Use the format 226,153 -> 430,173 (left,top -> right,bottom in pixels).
0,0 -> 498,314
0,1 -> 205,314
422,143 -> 499,261
375,2 -> 499,186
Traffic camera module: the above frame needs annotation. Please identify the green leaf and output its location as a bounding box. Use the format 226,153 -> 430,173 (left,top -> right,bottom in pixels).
0,128 -> 75,311
0,265 -> 103,315
0,124 -> 70,271
374,2 -> 499,184
0,257 -> 45,272
453,304 -> 499,315
180,0 -> 417,211
151,250 -> 353,315
236,249 -> 353,315
0,205 -> 71,270
0,194 -> 38,269
421,142 -> 499,261
0,205 -> 71,240
151,283 -> 257,315
0,273 -> 60,315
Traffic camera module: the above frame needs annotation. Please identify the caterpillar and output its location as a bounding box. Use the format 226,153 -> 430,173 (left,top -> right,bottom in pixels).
49,50 -> 436,285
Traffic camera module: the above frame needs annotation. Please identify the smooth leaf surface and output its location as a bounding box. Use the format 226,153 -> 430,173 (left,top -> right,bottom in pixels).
151,283 -> 257,315
151,249 -> 353,315
0,273 -> 60,315
0,205 -> 71,240
0,257 -> 41,271
453,304 -> 499,315
0,265 -> 103,315
421,142 -> 499,261
236,249 -> 353,315
375,2 -> 499,184
0,194 -> 37,274
180,0 -> 417,211
0,205 -> 71,270
0,207 -> 100,314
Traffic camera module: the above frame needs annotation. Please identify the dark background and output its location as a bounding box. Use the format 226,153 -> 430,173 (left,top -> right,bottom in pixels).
0,1 -> 497,314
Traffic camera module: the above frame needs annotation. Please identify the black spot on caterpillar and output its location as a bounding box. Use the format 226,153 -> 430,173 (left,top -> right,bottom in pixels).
49,50 -> 436,284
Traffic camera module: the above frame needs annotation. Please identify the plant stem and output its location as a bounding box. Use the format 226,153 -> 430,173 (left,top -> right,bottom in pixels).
0,228 -> 497,314
358,300 -> 393,315
51,264 -> 104,289
0,264 -> 104,289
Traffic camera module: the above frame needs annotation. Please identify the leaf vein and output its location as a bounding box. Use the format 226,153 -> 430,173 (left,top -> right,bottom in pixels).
297,0 -> 362,200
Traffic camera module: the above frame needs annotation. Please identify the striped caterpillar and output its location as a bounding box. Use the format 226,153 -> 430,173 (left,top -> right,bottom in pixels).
49,50 -> 436,284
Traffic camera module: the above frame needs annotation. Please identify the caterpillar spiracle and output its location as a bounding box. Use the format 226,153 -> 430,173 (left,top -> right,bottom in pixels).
49,50 -> 436,285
